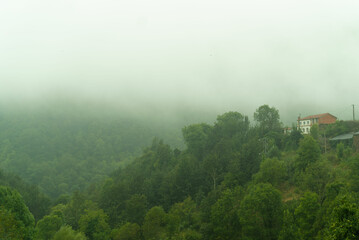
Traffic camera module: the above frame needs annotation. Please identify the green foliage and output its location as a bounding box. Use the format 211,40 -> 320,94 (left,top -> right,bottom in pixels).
310,124 -> 320,141
50,204 -> 67,221
284,126 -> 303,150
278,208 -> 300,240
78,209 -> 110,240
253,158 -> 287,187
0,169 -> 51,221
123,194 -> 148,225
236,138 -> 262,184
4,106 -> 359,239
63,192 -> 96,230
346,155 -> 359,192
203,152 -> 223,191
166,154 -> 207,207
300,160 -> 333,198
182,123 -> 212,160
325,195 -> 359,240
142,206 -> 167,240
295,135 -> 321,172
325,120 -> 359,138
294,192 -> 320,239
52,226 -> 87,240
213,111 -> 249,141
111,222 -> 141,240
336,142 -> 345,160
166,197 -> 201,238
210,187 -> 243,240
254,105 -> 282,136
0,206 -> 26,240
0,107 -> 184,199
35,214 -> 63,240
0,186 -> 35,240
239,183 -> 283,240
99,178 -> 129,226
335,142 -> 352,161
171,229 -> 202,240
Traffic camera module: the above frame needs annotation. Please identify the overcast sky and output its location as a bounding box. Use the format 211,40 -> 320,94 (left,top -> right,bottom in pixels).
1,0 -> 359,124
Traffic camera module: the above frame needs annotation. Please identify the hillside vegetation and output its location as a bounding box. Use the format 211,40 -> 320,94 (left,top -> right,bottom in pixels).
0,105 -> 185,199
2,105 -> 359,240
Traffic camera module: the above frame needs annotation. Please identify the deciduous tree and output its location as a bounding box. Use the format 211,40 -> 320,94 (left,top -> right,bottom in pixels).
239,183 -> 282,240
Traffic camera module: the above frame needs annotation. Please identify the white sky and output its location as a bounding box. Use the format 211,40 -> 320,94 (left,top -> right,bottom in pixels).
1,0 -> 359,123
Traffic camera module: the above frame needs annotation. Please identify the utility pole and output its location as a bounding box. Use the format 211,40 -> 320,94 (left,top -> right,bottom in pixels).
353,104 -> 355,121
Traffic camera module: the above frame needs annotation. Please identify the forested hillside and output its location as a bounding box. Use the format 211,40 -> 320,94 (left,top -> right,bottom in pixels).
0,105 -> 186,199
2,105 -> 359,240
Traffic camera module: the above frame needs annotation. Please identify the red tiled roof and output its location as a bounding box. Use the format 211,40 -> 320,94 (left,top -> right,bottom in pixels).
301,113 -> 328,120
299,113 -> 337,124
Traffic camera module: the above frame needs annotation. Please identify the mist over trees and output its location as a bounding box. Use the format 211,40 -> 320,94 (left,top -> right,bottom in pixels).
1,104 -> 359,239
1,0 -> 359,238
0,105 -> 188,199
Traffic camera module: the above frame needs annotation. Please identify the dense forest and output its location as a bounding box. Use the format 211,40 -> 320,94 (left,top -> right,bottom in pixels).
2,104 -> 359,240
0,105 -> 186,199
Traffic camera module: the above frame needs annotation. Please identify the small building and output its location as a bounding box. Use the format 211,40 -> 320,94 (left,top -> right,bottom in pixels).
330,131 -> 359,151
297,113 -> 337,134
283,127 -> 292,134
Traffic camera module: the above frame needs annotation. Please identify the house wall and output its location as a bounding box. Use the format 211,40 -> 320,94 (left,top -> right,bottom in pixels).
298,119 -> 313,134
297,114 -> 337,134
318,114 -> 337,125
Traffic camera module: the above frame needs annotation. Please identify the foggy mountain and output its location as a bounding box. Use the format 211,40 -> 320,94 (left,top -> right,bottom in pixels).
1,0 -> 359,125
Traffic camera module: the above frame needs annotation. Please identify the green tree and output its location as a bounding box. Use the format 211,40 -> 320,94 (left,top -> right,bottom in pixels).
171,229 -> 202,240
237,138 -> 262,185
203,153 -> 222,191
182,123 -> 212,160
78,209 -> 110,240
111,222 -> 141,240
0,186 -> 35,240
0,169 -> 51,221
253,158 -> 287,188
213,111 -> 249,140
142,206 -> 167,240
35,214 -> 63,240
336,142 -> 345,160
294,192 -> 320,240
123,194 -> 148,225
310,124 -> 320,141
0,206 -> 25,240
167,154 -> 206,205
166,197 -> 201,238
63,191 -> 88,230
254,105 -> 282,136
239,183 -> 283,240
284,126 -> 303,150
278,209 -> 300,240
295,135 -> 321,172
99,179 -> 129,226
210,187 -> 243,240
52,226 -> 86,240
325,195 -> 359,240
301,160 -> 333,198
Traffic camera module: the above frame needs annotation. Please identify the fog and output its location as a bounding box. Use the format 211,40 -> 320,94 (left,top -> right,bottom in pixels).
1,0 -> 359,124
